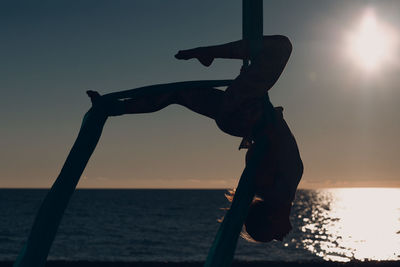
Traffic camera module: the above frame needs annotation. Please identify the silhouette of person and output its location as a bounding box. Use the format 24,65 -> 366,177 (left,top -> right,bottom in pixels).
87,35 -> 303,242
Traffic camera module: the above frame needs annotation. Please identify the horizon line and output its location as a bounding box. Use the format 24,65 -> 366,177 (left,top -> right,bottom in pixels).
1,186 -> 399,190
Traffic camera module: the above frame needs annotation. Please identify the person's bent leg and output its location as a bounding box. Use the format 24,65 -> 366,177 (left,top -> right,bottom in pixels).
176,36 -> 292,88
208,36 -> 292,137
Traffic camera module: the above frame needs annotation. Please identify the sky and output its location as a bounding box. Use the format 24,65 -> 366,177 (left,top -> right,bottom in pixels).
1,0 -> 400,189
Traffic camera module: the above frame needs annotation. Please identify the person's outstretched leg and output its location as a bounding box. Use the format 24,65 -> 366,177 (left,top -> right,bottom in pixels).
87,86 -> 224,121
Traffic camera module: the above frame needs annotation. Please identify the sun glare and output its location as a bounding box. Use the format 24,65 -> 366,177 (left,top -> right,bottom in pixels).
346,8 -> 398,72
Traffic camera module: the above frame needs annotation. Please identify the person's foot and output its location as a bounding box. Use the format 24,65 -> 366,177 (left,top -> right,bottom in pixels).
86,90 -> 102,105
175,48 -> 214,67
86,90 -> 126,117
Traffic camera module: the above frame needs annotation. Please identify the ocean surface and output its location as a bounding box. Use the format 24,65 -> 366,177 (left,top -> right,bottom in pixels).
1,188 -> 400,262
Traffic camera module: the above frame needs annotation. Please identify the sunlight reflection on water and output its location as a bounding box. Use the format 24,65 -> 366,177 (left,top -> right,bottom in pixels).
298,188 -> 400,262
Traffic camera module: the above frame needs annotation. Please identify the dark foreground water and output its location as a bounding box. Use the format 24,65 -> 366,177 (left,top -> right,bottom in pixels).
1,189 -> 399,262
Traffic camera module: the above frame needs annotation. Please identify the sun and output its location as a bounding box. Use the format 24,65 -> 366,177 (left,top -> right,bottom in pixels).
345,8 -> 398,72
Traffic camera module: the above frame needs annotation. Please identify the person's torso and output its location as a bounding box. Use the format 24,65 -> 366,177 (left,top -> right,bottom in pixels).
245,107 -> 303,204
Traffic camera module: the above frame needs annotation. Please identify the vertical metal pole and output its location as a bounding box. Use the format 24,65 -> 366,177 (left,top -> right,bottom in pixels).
243,0 -> 263,67
204,1 -> 264,266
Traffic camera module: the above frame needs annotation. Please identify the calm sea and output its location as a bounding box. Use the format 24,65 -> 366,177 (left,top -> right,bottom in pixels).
1,188 -> 400,262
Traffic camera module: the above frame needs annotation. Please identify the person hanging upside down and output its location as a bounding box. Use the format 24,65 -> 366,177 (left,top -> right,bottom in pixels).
87,35 -> 303,243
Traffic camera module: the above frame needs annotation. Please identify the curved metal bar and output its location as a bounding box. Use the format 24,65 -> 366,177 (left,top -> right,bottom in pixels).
13,79 -> 233,267
14,109 -> 108,267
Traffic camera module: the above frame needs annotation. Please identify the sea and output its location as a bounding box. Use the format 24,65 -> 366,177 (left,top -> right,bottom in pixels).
1,188 -> 400,263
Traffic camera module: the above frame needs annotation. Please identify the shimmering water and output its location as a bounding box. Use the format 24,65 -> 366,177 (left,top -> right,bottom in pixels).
296,188 -> 400,262
1,188 -> 399,262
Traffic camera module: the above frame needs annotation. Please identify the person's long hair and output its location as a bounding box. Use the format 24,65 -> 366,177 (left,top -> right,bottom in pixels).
224,189 -> 292,243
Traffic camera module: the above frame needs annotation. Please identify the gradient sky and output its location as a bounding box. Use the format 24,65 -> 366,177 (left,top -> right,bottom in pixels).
1,0 -> 400,188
